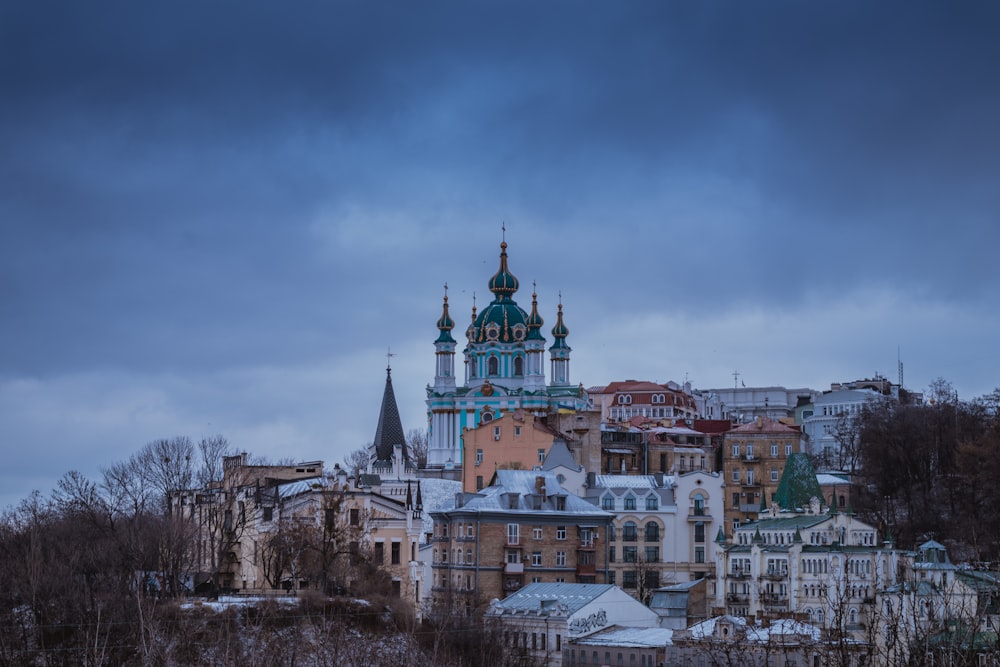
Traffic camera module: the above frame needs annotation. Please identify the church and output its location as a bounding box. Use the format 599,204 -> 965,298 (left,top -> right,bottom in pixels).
426,239 -> 589,470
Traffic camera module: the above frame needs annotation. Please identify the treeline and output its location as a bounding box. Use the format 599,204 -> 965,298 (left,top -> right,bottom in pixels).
853,381 -> 1000,561
0,436 -> 527,666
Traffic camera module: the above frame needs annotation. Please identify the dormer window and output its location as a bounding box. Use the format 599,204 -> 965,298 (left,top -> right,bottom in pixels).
624,495 -> 636,511
617,394 -> 633,405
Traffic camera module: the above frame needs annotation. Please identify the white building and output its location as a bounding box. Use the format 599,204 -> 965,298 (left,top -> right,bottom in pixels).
586,471 -> 724,598
488,582 -> 659,667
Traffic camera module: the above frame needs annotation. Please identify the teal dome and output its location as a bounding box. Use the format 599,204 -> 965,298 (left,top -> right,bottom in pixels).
435,292 -> 456,344
467,242 -> 531,344
550,302 -> 569,349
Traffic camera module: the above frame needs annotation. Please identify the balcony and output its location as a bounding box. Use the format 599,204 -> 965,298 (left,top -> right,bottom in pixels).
741,478 -> 760,487
504,577 -> 522,592
762,569 -> 788,580
576,563 -> 596,577
504,562 -> 524,574
743,454 -> 758,462
726,593 -> 749,603
688,511 -> 713,521
729,568 -> 750,579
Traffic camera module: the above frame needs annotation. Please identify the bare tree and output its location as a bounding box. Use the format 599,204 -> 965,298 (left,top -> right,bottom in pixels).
345,446 -> 371,478
407,428 -> 429,468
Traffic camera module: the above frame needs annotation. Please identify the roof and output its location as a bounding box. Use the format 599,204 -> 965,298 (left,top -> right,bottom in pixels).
276,477 -> 326,499
816,473 -> 851,485
492,582 -> 615,616
730,417 -> 800,434
372,367 -> 408,463
542,438 -> 581,471
735,513 -> 831,533
593,474 -> 664,490
571,626 -> 674,648
437,470 -> 613,517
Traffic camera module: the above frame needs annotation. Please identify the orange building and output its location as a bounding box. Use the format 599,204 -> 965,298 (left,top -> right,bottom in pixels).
462,410 -> 564,492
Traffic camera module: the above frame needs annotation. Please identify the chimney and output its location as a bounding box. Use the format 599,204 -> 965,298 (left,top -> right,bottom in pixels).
535,475 -> 545,495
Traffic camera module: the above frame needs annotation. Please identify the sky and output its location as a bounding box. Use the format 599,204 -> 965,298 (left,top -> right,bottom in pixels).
2,1 -> 999,512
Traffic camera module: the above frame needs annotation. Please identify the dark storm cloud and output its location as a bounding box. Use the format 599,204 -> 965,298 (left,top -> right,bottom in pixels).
1,1 -> 998,508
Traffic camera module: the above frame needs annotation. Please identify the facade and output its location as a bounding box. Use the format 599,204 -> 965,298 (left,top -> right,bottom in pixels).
588,380 -> 698,426
598,421 -> 715,478
696,385 -> 819,423
426,240 -> 589,470
714,504 -> 898,637
586,471 -> 723,601
722,417 -> 803,534
462,410 -> 563,492
564,626 -> 673,667
488,582 -> 659,667
429,469 -> 614,610
799,387 -> 885,471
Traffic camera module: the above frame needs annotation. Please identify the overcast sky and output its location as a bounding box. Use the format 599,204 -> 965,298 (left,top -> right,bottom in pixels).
2,2 -> 999,511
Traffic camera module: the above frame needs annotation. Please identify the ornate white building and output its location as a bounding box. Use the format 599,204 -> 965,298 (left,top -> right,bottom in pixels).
426,240 -> 588,469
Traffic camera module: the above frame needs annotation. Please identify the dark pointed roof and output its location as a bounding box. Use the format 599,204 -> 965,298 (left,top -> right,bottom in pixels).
373,366 -> 408,463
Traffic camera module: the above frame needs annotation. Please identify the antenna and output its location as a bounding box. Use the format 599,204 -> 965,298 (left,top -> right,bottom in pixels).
733,370 -> 740,389
897,346 -> 903,387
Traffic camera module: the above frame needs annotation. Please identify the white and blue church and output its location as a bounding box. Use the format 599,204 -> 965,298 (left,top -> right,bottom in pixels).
426,239 -> 589,469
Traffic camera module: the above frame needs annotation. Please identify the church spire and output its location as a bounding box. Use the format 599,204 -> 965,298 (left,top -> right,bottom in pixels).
435,284 -> 456,344
372,360 -> 408,464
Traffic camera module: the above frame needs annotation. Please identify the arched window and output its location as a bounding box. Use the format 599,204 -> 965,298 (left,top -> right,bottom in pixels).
513,356 -> 524,376
692,493 -> 706,516
623,521 -> 638,541
488,356 -> 499,375
644,522 -> 659,542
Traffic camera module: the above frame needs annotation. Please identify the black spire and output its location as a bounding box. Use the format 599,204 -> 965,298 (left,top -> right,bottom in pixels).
373,363 -> 408,463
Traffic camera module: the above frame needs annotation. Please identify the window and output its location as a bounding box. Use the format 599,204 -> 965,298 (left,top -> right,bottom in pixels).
507,524 -> 519,545
695,547 -> 705,563
622,571 -> 637,589
493,426 -> 501,440
732,444 -> 740,457
391,542 -> 401,565
771,469 -> 779,482
532,552 -> 542,567
733,492 -> 740,508
476,475 -> 484,490
624,496 -> 636,511
374,542 -> 385,563
646,496 -> 658,510
623,546 -> 637,563
732,469 -> 741,482
506,549 -> 519,564
475,449 -> 483,465
466,550 -> 473,565
785,444 -> 793,456
693,493 -> 706,516
644,522 -> 659,542
623,522 -> 637,541
556,551 -> 567,566
349,508 -> 360,526
488,357 -> 499,375
746,444 -> 754,458
771,442 -> 778,456
602,496 -> 614,510
538,448 -> 546,463
557,526 -> 567,540
645,546 -> 659,562
262,506 -> 273,522
609,547 -> 616,563
513,356 -> 524,376
514,426 -> 522,437
533,527 -> 543,540
694,522 -> 705,543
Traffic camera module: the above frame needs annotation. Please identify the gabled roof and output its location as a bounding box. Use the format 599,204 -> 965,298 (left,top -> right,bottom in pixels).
593,474 -> 664,490
571,626 -> 674,648
438,470 -> 612,517
542,438 -> 581,471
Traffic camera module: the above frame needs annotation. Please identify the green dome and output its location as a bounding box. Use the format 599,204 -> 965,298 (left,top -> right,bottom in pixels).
468,242 -> 531,344
526,286 -> 545,341
550,302 -> 569,349
435,292 -> 456,344
488,241 -> 519,297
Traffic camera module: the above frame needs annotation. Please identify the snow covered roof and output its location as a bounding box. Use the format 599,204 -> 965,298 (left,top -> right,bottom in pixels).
572,626 -> 674,648
440,470 -> 612,517
492,582 -> 615,615
593,474 -> 665,490
276,477 -> 326,499
816,473 -> 851,485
